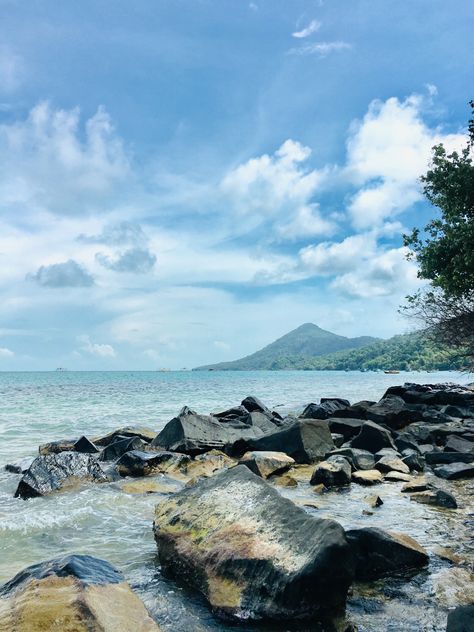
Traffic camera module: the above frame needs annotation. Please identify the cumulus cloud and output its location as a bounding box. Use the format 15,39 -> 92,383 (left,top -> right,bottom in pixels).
299,233 -> 377,276
27,259 -> 94,288
78,335 -> 115,357
222,139 -> 334,239
95,247 -> 156,273
77,221 -> 147,246
292,20 -> 321,38
289,41 -> 351,56
345,94 -> 465,229
0,347 -> 14,357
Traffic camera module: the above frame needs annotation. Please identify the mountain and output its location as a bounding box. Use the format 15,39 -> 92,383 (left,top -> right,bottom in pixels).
194,323 -> 380,371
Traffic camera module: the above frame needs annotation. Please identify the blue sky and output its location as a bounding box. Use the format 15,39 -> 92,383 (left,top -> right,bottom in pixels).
0,0 -> 473,369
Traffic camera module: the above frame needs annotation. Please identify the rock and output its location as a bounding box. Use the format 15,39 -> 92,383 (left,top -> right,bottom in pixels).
73,436 -> 99,454
152,407 -> 277,456
15,452 -> 108,499
426,452 -> 474,465
330,401 -> 374,419
375,456 -> 410,474
346,527 -> 429,580
328,448 -> 375,471
94,426 -> 157,446
445,435 -> 474,453
0,554 -> 160,631
447,604 -> 474,632
301,399 -> 349,420
288,464 -> 317,482
241,395 -> 271,414
401,477 -> 429,493
362,509 -> 373,516
270,473 -> 298,487
185,450 -> 236,479
434,462 -> 474,480
351,469 -> 383,485
99,435 -> 147,461
229,419 -> 335,464
39,438 -> 76,455
384,382 -> 474,407
365,495 -> 383,508
120,478 -> 182,494
366,396 -> 422,430
351,421 -> 397,453
310,456 -> 352,487
395,436 -> 421,453
153,465 -> 354,623
116,450 -> 190,477
384,471 -> 412,482
331,433 -> 345,448
327,418 -> 366,441
375,448 -> 401,460
239,451 -> 294,479
5,457 -> 34,474
410,489 -> 457,509
433,546 -> 464,565
401,450 -> 425,472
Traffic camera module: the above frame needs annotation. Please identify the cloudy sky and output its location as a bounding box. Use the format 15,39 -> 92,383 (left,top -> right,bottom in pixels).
0,0 -> 472,369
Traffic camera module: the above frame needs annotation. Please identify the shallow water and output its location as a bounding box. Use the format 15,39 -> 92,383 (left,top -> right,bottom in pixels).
0,370 -> 473,631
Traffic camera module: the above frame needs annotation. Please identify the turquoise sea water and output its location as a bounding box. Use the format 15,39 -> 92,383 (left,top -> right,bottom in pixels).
0,370 -> 473,631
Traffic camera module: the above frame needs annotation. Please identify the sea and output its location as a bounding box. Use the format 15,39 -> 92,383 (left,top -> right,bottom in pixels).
0,370 -> 473,631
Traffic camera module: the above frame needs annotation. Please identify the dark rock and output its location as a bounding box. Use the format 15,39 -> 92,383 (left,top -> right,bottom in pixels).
395,436 -> 421,453
5,457 -> 34,474
39,438 -> 76,455
116,450 -> 190,477
329,401 -> 375,419
331,433 -> 345,448
228,419 -> 335,463
350,421 -> 397,454
15,452 -> 108,499
241,395 -> 271,414
310,456 -> 352,487
401,450 -> 425,472
409,489 -> 457,509
0,554 -> 161,631
446,604 -> 474,632
433,462 -> 474,480
327,448 -> 375,471
328,418 -> 366,441
445,435 -> 474,453
93,426 -> 157,446
301,399 -> 349,420
366,396 -> 422,430
365,494 -> 383,508
419,443 -> 441,455
384,382 -> 474,408
346,527 -> 429,580
214,405 -> 251,421
374,448 -> 401,460
99,435 -> 147,461
375,456 -> 410,474
426,452 -> 474,465
239,451 -> 294,478
153,465 -> 354,622
401,477 -> 429,493
73,435 -> 100,454
321,397 -> 351,407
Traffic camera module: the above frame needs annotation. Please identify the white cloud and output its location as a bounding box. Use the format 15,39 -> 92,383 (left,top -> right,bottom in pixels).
27,259 -> 94,287
0,347 -> 14,357
292,20 -> 321,39
345,94 -> 465,229
213,340 -> 230,351
289,41 -> 351,56
299,233 -> 377,275
78,335 -> 116,357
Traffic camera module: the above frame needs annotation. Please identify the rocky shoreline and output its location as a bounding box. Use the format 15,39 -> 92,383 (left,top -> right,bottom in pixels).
2,382 -> 474,631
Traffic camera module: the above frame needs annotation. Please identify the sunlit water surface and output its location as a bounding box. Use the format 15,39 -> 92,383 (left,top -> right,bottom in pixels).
0,370 -> 473,631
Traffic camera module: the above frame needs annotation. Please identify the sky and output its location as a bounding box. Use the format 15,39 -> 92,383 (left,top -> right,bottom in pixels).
0,0 -> 473,370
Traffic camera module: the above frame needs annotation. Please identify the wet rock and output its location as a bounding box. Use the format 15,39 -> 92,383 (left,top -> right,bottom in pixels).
310,456 -> 352,487
409,489 -> 457,509
185,450 -> 236,479
351,469 -> 383,485
0,554 -> 160,631
153,465 -> 354,623
241,395 -> 271,414
366,396 -> 422,430
445,435 -> 474,453
384,471 -> 412,482
332,433 -> 345,448
39,438 -> 76,455
152,407 -> 277,456
99,435 -> 147,461
93,426 -> 157,446
365,495 -> 383,508
328,448 -> 375,471
447,604 -> 474,632
433,546 -> 465,565
301,399 -> 349,420
229,419 -> 335,464
120,478 -> 182,495
401,450 -> 425,472
351,421 -> 397,454
239,451 -> 294,479
434,462 -> 474,480
328,418 -> 366,441
73,436 -> 99,454
375,456 -> 410,474
346,527 -> 429,580
116,450 -> 190,477
5,457 -> 34,474
426,452 -> 474,465
270,473 -> 298,487
401,477 -> 429,493
15,452 -> 108,499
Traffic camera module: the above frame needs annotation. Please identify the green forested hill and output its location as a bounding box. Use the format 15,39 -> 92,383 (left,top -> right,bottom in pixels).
195,326 -> 465,371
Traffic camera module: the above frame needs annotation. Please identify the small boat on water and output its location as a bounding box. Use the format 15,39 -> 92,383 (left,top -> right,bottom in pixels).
384,369 -> 400,374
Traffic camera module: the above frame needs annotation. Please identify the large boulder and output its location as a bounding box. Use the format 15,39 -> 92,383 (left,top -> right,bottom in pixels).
15,452 -> 108,499
300,399 -> 349,420
228,419 -> 335,463
152,407 -> 277,455
239,451 -> 294,479
327,448 -> 375,471
375,456 -> 410,475
384,383 -> 474,408
426,452 -> 474,465
366,396 -> 422,430
350,421 -> 396,453
346,527 -> 429,580
445,435 -> 474,453
409,489 -> 457,509
310,456 -> 351,487
327,418 -> 366,441
446,604 -> 474,631
116,450 -> 190,477
329,400 -> 374,419
433,462 -> 474,480
241,395 -> 271,414
0,554 -> 160,631
93,426 -> 157,446
99,435 -> 147,461
153,465 -> 354,623
351,470 -> 383,486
